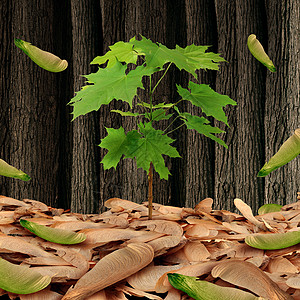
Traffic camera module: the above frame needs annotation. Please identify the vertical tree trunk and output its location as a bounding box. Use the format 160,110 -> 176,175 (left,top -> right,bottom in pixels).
233,1 -> 266,213
98,0 -> 126,209
214,0 -> 239,211
53,0 -> 73,210
0,0 -> 11,196
215,1 -> 266,213
183,0 -> 218,208
264,0 -> 300,205
123,0 -> 184,207
70,0 -> 102,213
98,0 -> 187,208
8,0 -> 60,206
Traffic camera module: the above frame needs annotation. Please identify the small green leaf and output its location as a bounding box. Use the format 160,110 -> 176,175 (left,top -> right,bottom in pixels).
111,110 -> 144,117
245,230 -> 300,250
99,127 -> 132,169
258,129 -> 300,177
125,122 -> 180,179
175,108 -> 227,148
168,273 -> 260,300
91,38 -> 138,67
177,82 -> 236,125
258,203 -> 283,215
0,159 -> 31,181
20,219 -> 86,244
0,257 -> 51,294
14,38 -> 68,72
69,61 -> 157,119
247,34 -> 276,72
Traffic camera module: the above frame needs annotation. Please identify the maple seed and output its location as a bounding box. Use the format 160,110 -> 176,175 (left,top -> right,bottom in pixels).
0,159 -> 30,181
14,38 -> 68,72
247,34 -> 276,72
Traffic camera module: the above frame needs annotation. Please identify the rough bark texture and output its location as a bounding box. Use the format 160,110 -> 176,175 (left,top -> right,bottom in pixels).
7,1 -> 60,206
183,0 -> 217,207
70,0 -> 102,213
264,0 -> 300,205
214,0 -> 239,211
0,0 -> 11,197
0,0 -> 298,213
214,1 -> 267,213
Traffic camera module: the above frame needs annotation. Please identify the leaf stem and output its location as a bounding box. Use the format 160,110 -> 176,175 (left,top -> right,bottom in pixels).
148,162 -> 153,220
163,115 -> 180,132
151,62 -> 172,96
164,122 -> 185,135
149,75 -> 153,120
136,94 -> 150,119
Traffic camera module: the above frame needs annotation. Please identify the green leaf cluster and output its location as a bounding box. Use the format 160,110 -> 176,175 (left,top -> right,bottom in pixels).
69,35 -> 236,179
99,123 -> 180,180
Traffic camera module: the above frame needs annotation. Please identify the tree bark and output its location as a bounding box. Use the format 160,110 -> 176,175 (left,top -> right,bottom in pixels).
0,0 -> 12,196
183,0 -> 218,208
98,0 -> 126,210
214,0 -> 266,213
69,0 -> 102,213
0,0 -> 298,213
264,0 -> 300,205
7,0 -> 60,206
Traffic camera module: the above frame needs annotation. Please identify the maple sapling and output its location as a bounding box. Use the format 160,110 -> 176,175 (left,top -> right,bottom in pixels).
69,35 -> 236,218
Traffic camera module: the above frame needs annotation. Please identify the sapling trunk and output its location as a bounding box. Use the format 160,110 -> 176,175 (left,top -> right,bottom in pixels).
148,162 -> 153,219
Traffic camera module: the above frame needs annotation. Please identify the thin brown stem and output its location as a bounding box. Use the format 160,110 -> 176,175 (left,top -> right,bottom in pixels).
148,162 -> 153,219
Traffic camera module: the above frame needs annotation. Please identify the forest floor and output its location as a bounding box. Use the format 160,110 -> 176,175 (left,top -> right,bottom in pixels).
0,193 -> 299,299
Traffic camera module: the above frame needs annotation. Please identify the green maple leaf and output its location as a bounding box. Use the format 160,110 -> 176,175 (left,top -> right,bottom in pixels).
177,82 -> 236,125
69,61 -> 157,119
99,127 -> 131,169
91,38 -> 138,67
125,122 -> 180,179
175,107 -> 227,148
131,36 -> 225,78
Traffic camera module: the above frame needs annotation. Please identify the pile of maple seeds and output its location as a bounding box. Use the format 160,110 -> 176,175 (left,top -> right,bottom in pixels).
0,193 -> 299,299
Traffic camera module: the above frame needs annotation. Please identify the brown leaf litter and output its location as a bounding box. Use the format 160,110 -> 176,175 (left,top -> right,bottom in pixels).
0,193 -> 299,299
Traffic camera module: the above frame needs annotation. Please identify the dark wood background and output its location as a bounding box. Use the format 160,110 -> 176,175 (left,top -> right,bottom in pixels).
0,0 -> 299,214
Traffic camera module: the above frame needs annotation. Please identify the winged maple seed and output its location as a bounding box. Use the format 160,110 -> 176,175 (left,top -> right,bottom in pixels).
0,194 -> 299,299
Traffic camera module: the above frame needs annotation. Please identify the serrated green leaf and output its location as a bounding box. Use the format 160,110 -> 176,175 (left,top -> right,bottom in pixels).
177,82 -> 236,125
91,38 -> 138,67
168,273 -> 260,300
175,108 -> 227,148
247,34 -> 276,72
131,36 -> 225,78
0,257 -> 51,294
20,219 -> 86,244
69,61 -> 157,119
0,159 -> 31,181
125,122 -> 180,179
257,129 -> 300,177
99,127 -> 133,169
258,203 -> 283,215
245,230 -> 300,250
14,39 -> 68,72
111,110 -> 144,117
